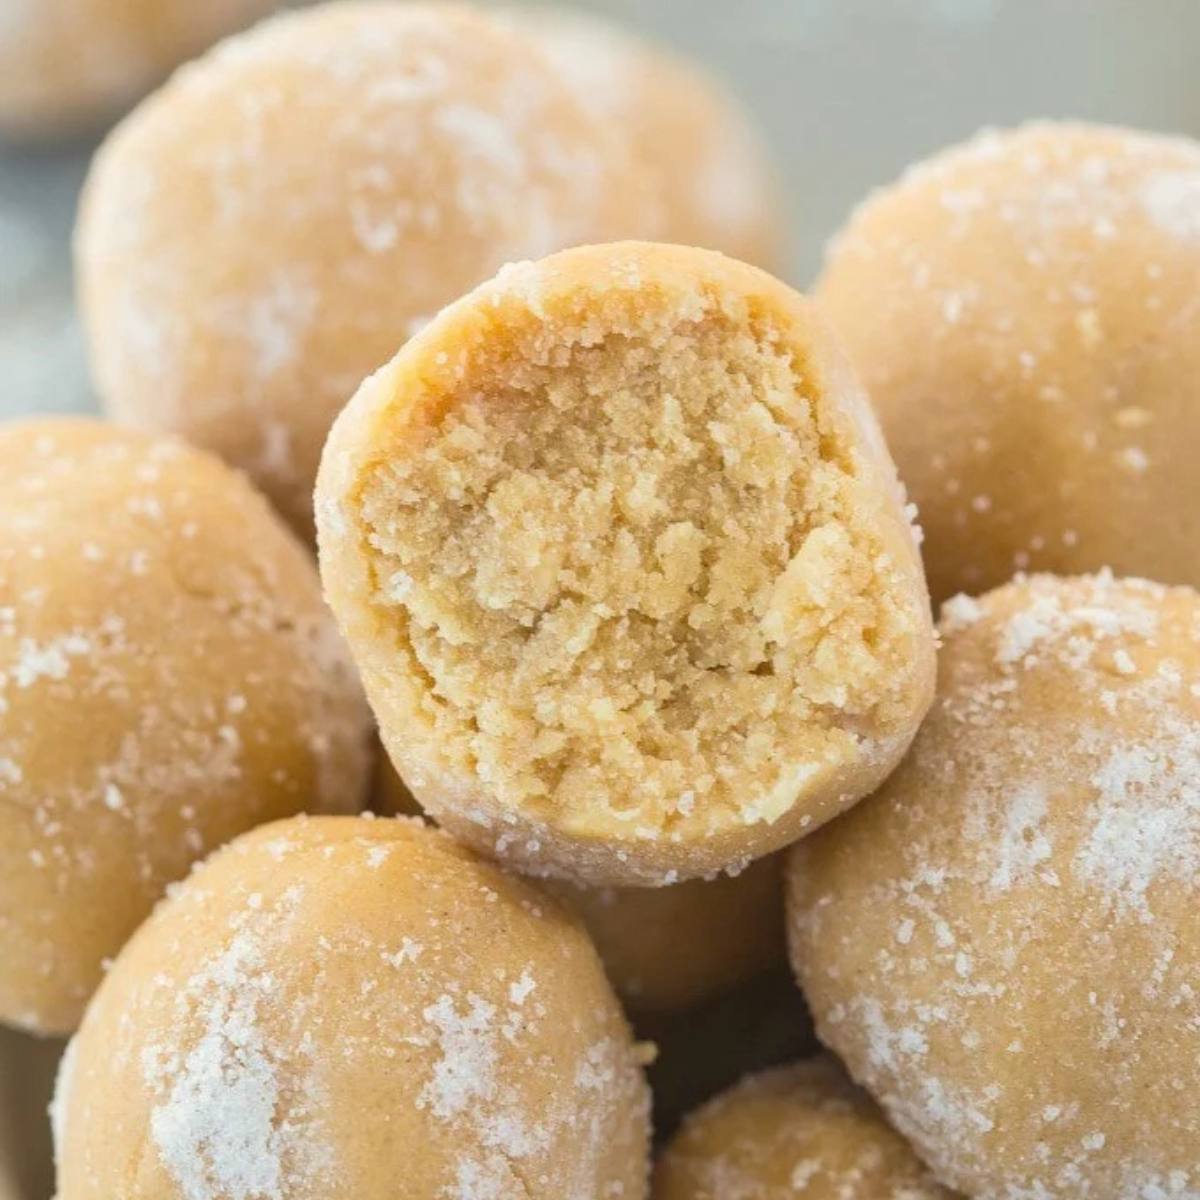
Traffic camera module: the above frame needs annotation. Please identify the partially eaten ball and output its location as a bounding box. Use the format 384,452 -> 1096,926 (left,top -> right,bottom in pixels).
318,242 -> 935,885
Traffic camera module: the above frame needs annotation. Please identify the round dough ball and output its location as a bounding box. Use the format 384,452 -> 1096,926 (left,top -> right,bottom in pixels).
53,815 -> 652,1200
76,2 -> 653,536
546,859 -> 785,1015
788,572 -> 1200,1197
0,419 -> 370,1035
654,1055 -> 954,1200
316,241 -> 936,886
506,6 -> 783,269
0,0 -> 276,137
374,759 -> 785,1012
817,122 -> 1200,605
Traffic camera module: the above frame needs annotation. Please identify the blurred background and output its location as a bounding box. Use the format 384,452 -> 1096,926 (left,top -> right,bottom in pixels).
3,0 -> 1200,424
2,3 -> 1200,1198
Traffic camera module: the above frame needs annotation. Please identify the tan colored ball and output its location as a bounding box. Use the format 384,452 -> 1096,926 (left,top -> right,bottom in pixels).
654,1055 -> 955,1200
817,122 -> 1200,605
53,815 -> 652,1200
507,6 -> 784,268
374,758 -> 785,1012
76,2 -> 652,535
0,419 -> 370,1036
317,241 -> 936,886
0,0 -> 276,137
545,860 -> 785,1015
788,573 -> 1200,1197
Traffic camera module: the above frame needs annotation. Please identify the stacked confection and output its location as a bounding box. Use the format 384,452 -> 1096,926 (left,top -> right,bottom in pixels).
2,3 -> 1199,1198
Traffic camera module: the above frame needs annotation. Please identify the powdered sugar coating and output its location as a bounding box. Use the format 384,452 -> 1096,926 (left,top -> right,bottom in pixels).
789,572 -> 1200,1197
0,419 -> 370,1035
54,816 -> 650,1200
654,1055 -> 953,1200
818,122 -> 1200,605
77,2 -> 654,533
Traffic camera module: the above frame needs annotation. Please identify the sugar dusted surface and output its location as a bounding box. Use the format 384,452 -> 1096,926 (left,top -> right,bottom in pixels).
790,572 -> 1200,1197
54,816 -> 650,1200
818,122 -> 1200,604
0,421 -> 369,1034
655,1056 -> 952,1200
78,2 -> 644,529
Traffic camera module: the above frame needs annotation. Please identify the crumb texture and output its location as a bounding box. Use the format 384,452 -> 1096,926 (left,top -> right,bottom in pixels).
54,816 -> 651,1200
654,1056 -> 954,1200
348,256 -> 930,870
789,572 -> 1200,1197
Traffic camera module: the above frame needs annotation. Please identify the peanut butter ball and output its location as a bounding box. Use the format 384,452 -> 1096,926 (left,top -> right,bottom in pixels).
317,241 -> 936,886
655,1056 -> 954,1200
0,419 -> 370,1035
818,122 -> 1200,604
76,2 -> 651,534
54,816 -> 651,1200
789,573 -> 1200,1197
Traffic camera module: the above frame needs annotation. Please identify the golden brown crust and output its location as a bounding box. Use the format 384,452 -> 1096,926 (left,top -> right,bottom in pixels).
818,121 -> 1200,604
54,815 -> 651,1200
318,241 -> 935,885
789,573 -> 1200,1197
0,419 -> 370,1034
654,1055 -> 955,1200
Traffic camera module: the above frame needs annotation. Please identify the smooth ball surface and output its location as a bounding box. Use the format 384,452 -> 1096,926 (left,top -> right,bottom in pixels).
374,759 -> 785,1012
508,6 -> 783,268
0,419 -> 370,1035
0,0 -> 275,137
789,573 -> 1200,1197
317,242 -> 936,886
654,1055 -> 954,1200
818,122 -> 1200,604
77,1 -> 650,533
546,859 -> 785,1015
54,815 -> 652,1200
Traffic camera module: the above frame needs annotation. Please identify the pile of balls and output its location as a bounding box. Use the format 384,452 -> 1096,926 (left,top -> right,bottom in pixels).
3,3 -> 1200,1199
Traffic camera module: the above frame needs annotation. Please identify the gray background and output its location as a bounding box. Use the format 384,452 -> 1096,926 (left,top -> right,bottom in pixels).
3,0 -> 1200,422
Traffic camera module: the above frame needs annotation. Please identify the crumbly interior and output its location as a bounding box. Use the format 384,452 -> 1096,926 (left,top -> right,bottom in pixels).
357,309 -> 913,834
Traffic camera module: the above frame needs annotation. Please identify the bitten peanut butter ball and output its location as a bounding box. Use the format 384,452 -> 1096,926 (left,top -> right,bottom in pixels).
317,242 -> 936,886
789,573 -> 1200,1198
76,1 -> 653,534
54,816 -> 652,1200
654,1055 -> 954,1200
508,6 -> 784,268
818,122 -> 1200,604
0,0 -> 276,137
0,420 -> 370,1035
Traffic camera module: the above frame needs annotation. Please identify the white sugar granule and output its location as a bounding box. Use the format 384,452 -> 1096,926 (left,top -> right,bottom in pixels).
987,784 -> 1053,891
419,993 -> 500,1120
1073,717 -> 1200,919
143,930 -> 329,1200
